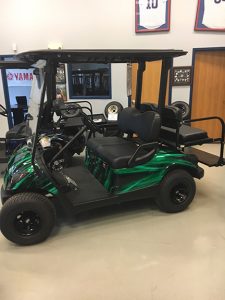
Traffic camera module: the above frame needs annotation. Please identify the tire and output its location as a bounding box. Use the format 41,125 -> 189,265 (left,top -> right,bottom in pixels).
171,101 -> 190,120
0,193 -> 56,245
156,170 -> 196,213
104,101 -> 123,118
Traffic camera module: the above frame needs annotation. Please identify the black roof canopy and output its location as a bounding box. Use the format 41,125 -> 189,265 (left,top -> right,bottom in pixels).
16,49 -> 187,64
0,60 -> 31,69
0,49 -> 187,68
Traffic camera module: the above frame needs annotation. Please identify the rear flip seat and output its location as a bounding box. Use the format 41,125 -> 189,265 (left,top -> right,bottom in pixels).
161,124 -> 209,145
159,106 -> 212,146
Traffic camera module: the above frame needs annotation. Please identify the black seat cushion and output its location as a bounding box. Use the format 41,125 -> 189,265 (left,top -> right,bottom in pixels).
96,141 -> 147,169
161,124 -> 209,144
86,136 -> 128,152
6,122 -> 32,139
87,137 -> 143,168
86,108 -> 161,169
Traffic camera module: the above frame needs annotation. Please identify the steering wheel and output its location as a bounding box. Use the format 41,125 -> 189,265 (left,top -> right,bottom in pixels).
0,104 -> 8,117
60,102 -> 82,118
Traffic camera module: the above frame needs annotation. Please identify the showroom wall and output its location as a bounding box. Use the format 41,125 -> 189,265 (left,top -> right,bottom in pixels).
0,0 -> 224,133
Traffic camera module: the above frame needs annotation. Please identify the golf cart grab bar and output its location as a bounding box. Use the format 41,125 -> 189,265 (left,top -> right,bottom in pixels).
69,100 -> 93,116
128,142 -> 158,168
183,116 -> 224,165
183,116 -> 224,141
60,105 -> 93,116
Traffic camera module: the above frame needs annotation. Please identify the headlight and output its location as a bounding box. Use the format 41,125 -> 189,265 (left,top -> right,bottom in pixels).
39,136 -> 51,149
9,172 -> 29,188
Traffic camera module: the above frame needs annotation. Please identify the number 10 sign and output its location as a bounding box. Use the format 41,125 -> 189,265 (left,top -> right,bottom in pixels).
135,0 -> 171,32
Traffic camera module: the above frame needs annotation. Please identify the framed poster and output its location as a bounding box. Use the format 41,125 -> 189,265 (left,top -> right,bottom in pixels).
172,67 -> 192,86
135,0 -> 171,33
68,63 -> 111,99
56,64 -> 67,101
195,0 -> 225,31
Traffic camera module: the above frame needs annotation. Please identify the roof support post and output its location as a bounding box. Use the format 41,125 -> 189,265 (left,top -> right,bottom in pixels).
46,59 -> 57,101
135,61 -> 146,110
42,59 -> 57,125
158,57 -> 172,113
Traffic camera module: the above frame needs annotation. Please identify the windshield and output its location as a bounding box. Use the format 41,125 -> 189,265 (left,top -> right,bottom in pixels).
28,67 -> 46,135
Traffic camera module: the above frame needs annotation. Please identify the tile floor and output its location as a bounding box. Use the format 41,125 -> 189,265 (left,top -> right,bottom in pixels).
0,144 -> 225,300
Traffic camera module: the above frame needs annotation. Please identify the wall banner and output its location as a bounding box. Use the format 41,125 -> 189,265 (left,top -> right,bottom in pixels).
135,0 -> 171,33
195,0 -> 225,31
6,69 -> 33,87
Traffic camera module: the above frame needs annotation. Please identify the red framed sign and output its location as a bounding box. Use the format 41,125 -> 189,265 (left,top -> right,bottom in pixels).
195,0 -> 225,32
135,0 -> 171,33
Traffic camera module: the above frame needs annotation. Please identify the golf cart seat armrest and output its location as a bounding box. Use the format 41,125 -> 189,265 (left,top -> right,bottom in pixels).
183,116 -> 225,124
128,142 -> 158,168
183,116 -> 225,138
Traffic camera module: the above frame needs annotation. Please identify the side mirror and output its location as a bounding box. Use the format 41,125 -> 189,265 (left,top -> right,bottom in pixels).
25,113 -> 33,121
0,104 -> 7,116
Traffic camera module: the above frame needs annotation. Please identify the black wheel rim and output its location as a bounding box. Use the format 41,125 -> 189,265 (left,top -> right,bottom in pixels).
14,211 -> 41,236
171,184 -> 188,205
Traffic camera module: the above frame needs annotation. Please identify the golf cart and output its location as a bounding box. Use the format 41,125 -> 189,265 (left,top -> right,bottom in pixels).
0,103 -> 33,163
0,96 -> 87,165
0,49 -> 224,246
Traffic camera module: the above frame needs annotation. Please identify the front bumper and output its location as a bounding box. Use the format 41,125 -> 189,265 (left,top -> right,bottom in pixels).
1,185 -> 12,204
196,166 -> 204,179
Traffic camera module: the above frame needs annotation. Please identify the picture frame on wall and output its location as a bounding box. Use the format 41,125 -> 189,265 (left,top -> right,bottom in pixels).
56,64 -> 67,101
135,0 -> 171,33
195,0 -> 225,32
172,67 -> 192,86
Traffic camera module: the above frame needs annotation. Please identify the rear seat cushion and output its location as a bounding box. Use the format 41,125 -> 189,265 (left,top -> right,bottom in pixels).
161,124 -> 208,144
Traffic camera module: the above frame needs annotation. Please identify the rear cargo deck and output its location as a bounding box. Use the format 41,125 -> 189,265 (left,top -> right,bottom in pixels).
184,147 -> 225,167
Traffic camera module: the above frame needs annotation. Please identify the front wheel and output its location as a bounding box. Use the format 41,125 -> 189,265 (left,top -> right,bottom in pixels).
0,193 -> 56,245
156,170 -> 196,213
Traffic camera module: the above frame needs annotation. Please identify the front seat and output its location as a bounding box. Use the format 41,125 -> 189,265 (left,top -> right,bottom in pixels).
86,107 -> 161,169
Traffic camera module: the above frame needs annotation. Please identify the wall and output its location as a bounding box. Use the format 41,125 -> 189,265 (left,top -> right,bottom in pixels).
0,72 -> 9,134
0,0 -> 224,132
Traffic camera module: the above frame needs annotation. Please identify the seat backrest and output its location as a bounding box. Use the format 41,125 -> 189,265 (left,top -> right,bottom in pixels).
118,107 -> 161,142
140,102 -> 159,113
16,96 -> 28,108
161,106 -> 182,129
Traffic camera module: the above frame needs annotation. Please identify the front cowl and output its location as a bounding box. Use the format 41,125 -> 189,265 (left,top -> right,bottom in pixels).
3,145 -> 58,196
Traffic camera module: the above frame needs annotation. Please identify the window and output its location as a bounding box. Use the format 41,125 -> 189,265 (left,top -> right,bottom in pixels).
68,63 -> 111,99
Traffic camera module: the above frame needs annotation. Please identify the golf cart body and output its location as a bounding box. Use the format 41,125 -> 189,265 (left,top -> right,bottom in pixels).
0,49 -> 224,245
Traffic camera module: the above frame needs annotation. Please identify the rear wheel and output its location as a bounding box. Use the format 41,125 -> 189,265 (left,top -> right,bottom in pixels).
171,101 -> 190,120
0,193 -> 56,245
156,170 -> 196,213
104,101 -> 123,118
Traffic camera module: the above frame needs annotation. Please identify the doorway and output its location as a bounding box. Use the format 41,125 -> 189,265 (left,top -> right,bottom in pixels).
0,56 -> 33,128
131,60 -> 171,105
190,48 -> 225,138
